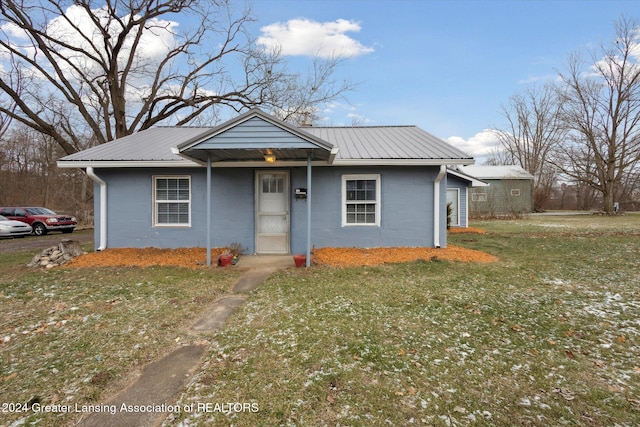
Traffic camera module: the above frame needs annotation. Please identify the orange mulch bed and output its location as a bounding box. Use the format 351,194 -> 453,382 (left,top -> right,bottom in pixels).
63,245 -> 497,269
312,245 -> 498,268
448,227 -> 486,234
64,247 -> 224,269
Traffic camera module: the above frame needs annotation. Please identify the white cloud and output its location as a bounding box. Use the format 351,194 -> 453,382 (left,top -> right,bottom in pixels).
1,5 -> 179,84
447,129 -> 501,158
257,18 -> 374,58
49,5 -> 177,69
0,21 -> 28,40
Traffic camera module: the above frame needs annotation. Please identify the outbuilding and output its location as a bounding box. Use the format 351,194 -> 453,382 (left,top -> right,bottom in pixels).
459,165 -> 534,217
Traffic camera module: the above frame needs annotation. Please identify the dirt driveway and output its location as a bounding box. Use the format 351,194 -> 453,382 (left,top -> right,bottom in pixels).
0,228 -> 94,253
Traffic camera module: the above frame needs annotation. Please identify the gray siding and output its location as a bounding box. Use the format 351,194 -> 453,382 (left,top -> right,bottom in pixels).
94,168 -> 254,250
93,165 -> 445,252
195,117 -> 319,150
290,166 -> 443,253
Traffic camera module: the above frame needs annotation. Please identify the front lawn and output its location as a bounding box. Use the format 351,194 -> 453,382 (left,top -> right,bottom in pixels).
1,214 -> 639,426
169,214 -> 640,426
0,252 -> 240,427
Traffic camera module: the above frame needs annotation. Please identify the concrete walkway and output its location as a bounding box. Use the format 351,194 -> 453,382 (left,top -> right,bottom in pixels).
76,255 -> 294,427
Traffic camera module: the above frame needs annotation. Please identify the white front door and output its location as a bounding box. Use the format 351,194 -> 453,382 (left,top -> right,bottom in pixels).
446,188 -> 460,227
256,171 -> 290,254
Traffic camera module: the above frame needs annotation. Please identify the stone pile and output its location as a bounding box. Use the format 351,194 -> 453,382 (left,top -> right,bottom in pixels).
27,239 -> 86,269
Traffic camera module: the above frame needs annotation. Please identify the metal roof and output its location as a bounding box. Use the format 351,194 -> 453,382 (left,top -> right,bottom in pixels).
460,165 -> 534,180
303,126 -> 472,161
447,167 -> 489,187
59,127 -> 215,164
58,110 -> 474,167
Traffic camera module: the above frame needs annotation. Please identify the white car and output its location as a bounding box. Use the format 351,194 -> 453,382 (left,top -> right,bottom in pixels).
0,215 -> 33,238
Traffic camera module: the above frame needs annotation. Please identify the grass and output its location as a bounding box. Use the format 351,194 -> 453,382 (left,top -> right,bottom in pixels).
2,214 -> 640,426
169,213 -> 640,426
0,248 -> 240,427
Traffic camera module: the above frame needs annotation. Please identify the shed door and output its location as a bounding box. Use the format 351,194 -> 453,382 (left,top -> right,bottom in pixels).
256,171 -> 290,254
447,188 -> 460,227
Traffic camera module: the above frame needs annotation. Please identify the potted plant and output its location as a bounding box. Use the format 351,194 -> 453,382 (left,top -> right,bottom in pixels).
218,250 -> 234,267
219,242 -> 246,267
293,254 -> 306,267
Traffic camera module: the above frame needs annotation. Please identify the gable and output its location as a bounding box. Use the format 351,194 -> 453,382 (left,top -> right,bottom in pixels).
193,117 -> 319,150
176,109 -> 335,163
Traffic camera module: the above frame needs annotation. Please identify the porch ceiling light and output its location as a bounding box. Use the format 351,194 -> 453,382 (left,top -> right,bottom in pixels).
264,151 -> 276,163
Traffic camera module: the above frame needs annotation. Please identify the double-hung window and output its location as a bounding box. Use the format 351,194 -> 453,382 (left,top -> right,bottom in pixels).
342,174 -> 381,226
154,176 -> 191,226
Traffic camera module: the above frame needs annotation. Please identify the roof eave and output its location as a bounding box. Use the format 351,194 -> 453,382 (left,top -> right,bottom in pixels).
56,160 -> 201,168
447,168 -> 490,187
333,158 -> 475,166
57,157 -> 475,169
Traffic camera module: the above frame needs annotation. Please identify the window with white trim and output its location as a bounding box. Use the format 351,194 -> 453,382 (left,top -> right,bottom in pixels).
342,174 -> 380,226
510,189 -> 521,196
153,176 -> 191,226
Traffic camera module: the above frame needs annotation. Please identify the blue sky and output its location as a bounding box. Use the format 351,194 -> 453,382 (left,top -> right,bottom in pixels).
245,0 -> 639,159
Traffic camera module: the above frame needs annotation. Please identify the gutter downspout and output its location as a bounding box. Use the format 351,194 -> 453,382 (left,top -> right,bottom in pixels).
306,152 -> 312,267
206,153 -> 212,266
86,167 -> 107,251
433,165 -> 447,249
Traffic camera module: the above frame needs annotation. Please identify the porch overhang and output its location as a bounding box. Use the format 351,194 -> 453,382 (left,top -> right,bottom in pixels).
173,146 -> 336,165
173,108 -> 336,165
174,109 -> 329,267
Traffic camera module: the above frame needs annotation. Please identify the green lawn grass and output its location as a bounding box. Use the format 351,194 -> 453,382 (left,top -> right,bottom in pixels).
0,251 -> 240,427
170,214 -> 640,426
2,214 -> 640,426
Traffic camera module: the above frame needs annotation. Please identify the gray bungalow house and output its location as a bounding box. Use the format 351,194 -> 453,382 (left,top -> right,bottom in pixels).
57,109 -> 475,266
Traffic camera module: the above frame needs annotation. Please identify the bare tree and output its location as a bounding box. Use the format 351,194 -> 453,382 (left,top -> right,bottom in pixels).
483,146 -> 516,166
492,84 -> 565,211
0,0 -> 354,155
556,17 -> 640,214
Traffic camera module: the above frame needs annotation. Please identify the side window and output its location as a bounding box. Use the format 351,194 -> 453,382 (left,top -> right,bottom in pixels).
153,176 -> 191,226
14,208 -> 26,217
342,174 -> 381,226
2,208 -> 15,216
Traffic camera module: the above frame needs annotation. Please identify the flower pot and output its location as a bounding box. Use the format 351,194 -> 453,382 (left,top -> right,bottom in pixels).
293,254 -> 306,267
219,254 -> 233,267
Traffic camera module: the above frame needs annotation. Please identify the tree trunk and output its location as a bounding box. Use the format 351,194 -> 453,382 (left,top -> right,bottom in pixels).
59,240 -> 84,257
603,185 -> 616,214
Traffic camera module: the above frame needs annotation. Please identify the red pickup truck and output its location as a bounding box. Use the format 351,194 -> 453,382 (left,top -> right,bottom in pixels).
0,207 -> 77,236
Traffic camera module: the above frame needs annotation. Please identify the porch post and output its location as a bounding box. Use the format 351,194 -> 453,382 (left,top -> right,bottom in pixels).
206,152 -> 212,266
306,151 -> 312,267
